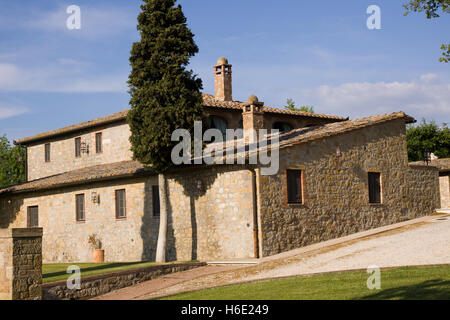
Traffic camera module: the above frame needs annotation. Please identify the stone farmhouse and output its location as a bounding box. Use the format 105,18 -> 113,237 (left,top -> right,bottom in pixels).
0,58 -> 440,263
410,158 -> 450,209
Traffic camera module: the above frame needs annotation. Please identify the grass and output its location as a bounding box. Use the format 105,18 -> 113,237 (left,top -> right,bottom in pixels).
43,260 -> 196,283
161,265 -> 450,300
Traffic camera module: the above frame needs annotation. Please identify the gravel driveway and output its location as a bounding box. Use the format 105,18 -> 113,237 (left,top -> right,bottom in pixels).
244,216 -> 450,282
139,215 -> 450,299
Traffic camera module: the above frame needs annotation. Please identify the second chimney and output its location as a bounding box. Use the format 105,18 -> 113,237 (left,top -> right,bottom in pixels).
214,57 -> 232,101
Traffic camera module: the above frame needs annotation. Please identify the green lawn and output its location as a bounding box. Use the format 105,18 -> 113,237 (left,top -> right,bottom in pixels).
43,261 -> 195,283
162,265 -> 450,300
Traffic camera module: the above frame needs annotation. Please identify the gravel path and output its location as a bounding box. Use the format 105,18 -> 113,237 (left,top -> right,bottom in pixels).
140,215 -> 450,299
245,217 -> 450,281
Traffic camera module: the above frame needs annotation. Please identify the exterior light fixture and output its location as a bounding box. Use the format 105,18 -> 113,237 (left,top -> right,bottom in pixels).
336,146 -> 342,157
91,192 -> 100,204
197,180 -> 203,192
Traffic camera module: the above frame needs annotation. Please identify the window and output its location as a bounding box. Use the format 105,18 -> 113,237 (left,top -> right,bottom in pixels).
115,189 -> 126,219
45,143 -> 51,162
368,172 -> 382,204
95,132 -> 102,154
273,122 -> 293,133
152,185 -> 160,217
75,137 -> 81,157
207,116 -> 228,139
286,169 -> 303,204
76,194 -> 85,221
27,206 -> 39,228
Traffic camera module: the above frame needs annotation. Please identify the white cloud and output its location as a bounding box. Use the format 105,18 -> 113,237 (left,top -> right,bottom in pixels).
0,63 -> 127,93
25,5 -> 137,38
0,102 -> 28,120
419,73 -> 439,83
302,74 -> 450,122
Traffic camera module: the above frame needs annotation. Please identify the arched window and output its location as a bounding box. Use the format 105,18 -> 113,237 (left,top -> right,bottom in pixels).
207,116 -> 228,139
273,122 -> 293,133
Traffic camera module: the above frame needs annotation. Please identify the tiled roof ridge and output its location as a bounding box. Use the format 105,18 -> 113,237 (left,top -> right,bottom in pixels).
0,160 -> 149,195
2,112 -> 415,195
15,94 -> 346,145
409,158 -> 450,171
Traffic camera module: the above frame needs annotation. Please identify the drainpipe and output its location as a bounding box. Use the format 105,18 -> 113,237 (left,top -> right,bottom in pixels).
250,167 -> 260,259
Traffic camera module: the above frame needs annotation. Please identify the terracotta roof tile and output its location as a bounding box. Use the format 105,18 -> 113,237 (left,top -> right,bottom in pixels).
3,112 -> 415,195
197,111 -> 415,163
0,161 -> 150,195
15,94 -> 346,145
409,158 -> 450,171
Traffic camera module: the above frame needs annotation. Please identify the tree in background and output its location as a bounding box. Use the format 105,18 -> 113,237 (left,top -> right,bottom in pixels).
404,0 -> 450,62
284,98 -> 315,113
0,135 -> 26,188
406,119 -> 450,161
127,0 -> 203,262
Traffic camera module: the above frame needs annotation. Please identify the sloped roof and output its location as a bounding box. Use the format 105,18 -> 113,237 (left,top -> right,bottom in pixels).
2,112 -> 414,195
15,94 -> 346,145
198,111 -> 415,163
0,161 -> 150,196
409,158 -> 450,172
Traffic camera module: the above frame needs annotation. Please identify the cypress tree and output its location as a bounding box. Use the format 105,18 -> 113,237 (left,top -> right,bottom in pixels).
127,0 -> 204,173
127,0 -> 203,262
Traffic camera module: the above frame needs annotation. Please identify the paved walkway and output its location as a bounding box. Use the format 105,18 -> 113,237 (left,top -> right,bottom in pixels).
94,213 -> 450,300
92,265 -> 241,300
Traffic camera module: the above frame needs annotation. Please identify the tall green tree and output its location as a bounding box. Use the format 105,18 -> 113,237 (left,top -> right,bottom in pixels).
127,0 -> 203,262
284,98 -> 315,113
0,135 -> 26,188
406,119 -> 450,161
404,0 -> 450,62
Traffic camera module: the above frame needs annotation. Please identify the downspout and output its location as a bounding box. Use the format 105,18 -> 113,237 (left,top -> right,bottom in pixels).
250,167 -> 260,259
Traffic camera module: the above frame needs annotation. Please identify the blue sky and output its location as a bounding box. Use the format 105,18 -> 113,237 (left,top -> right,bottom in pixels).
0,0 -> 449,142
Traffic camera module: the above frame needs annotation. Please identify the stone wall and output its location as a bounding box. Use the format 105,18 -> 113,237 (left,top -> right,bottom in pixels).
0,177 -> 159,263
0,228 -> 42,300
407,165 -> 440,212
166,166 -> 255,261
258,119 -> 439,257
42,262 -> 205,300
0,167 -> 255,263
27,121 -> 133,181
439,175 -> 450,208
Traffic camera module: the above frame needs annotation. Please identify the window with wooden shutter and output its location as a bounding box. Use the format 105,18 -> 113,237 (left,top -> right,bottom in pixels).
286,169 -> 303,204
115,189 -> 126,219
75,137 -> 81,158
95,132 -> 102,153
368,172 -> 382,204
45,143 -> 51,162
27,206 -> 39,228
76,194 -> 85,221
152,185 -> 160,217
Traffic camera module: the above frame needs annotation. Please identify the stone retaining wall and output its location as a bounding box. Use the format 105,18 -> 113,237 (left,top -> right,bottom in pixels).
0,228 -> 43,300
42,261 -> 206,300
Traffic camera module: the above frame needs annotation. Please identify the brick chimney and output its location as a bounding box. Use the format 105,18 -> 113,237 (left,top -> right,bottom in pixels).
242,95 -> 265,142
214,57 -> 232,101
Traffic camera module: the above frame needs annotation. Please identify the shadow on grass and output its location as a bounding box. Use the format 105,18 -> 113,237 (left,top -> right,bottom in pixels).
360,279 -> 450,300
43,261 -> 153,280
